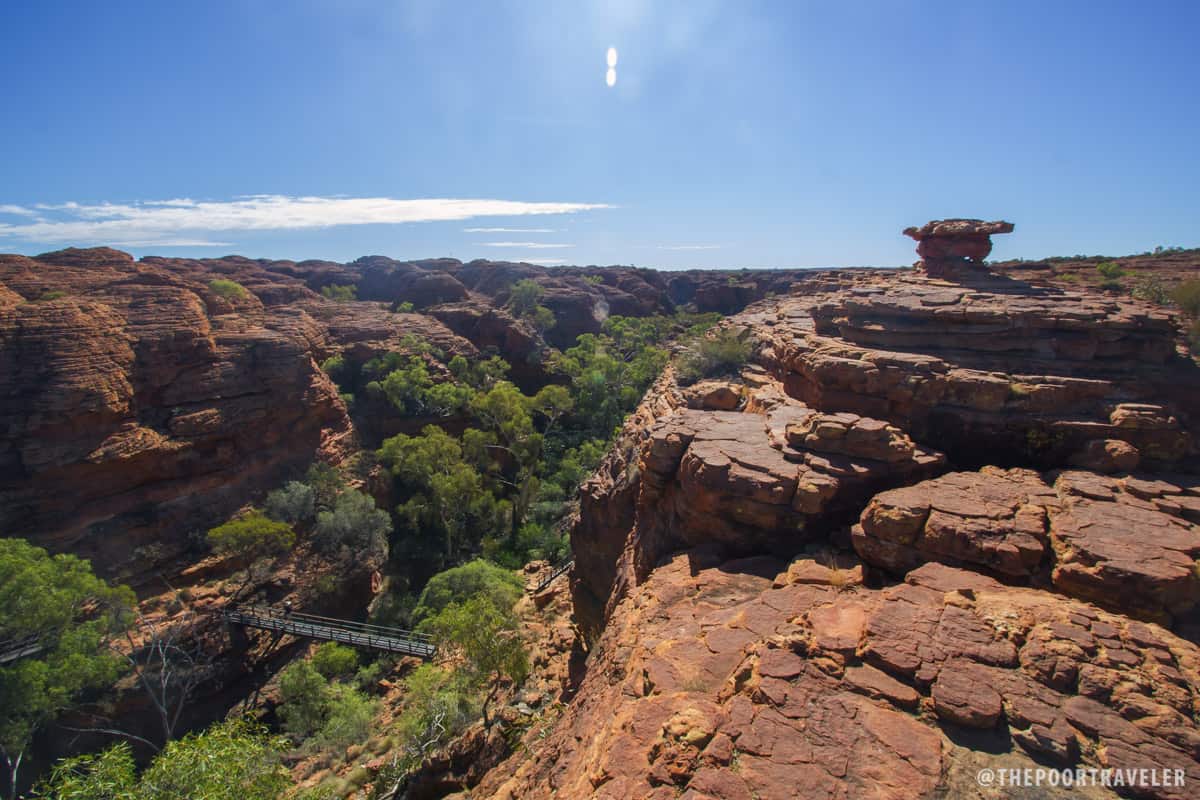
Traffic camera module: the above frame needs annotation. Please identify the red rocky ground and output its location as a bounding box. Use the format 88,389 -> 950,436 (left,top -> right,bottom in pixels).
475,244 -> 1200,799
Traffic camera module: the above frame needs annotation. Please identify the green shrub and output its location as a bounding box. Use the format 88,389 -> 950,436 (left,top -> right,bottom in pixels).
507,279 -> 543,316
396,301 -> 415,313
412,560 -> 522,624
320,354 -> 349,383
1131,276 -> 1172,305
425,596 -> 529,726
313,490 -> 390,558
310,642 -> 358,680
209,278 -> 247,299
36,290 -> 67,301
39,720 -> 292,800
314,683 -> 376,750
675,327 -> 753,384
1173,279 -> 1200,318
277,660 -> 330,739
264,480 -> 316,524
1095,261 -> 1125,282
321,283 -> 357,301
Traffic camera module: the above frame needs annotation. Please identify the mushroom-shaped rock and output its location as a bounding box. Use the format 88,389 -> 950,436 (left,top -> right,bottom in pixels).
903,218 -> 1014,279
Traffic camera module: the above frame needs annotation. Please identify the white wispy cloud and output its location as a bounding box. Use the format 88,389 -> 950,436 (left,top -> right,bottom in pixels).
464,227 -> 557,233
523,258 -> 567,265
106,239 -> 235,248
0,204 -> 38,216
658,244 -> 722,251
482,241 -> 574,249
0,195 -> 611,246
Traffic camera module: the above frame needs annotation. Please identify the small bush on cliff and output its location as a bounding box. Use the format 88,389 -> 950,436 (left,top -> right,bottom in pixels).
396,300 -> 415,313
675,326 -> 753,385
208,278 -> 247,299
507,279 -> 556,336
1172,280 -> 1200,356
264,480 -> 316,524
320,283 -> 357,301
1095,261 -> 1125,289
1131,275 -> 1172,305
1173,279 -> 1200,318
507,279 -> 544,316
35,290 -> 67,301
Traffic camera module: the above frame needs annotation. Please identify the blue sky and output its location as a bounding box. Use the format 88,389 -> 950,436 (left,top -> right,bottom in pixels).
1,0 -> 1197,269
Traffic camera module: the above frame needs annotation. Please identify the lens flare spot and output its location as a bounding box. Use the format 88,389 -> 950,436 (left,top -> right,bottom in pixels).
607,47 -> 619,68
606,67 -> 617,87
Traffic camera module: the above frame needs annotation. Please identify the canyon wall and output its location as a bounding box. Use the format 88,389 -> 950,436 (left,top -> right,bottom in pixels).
478,222 -> 1200,799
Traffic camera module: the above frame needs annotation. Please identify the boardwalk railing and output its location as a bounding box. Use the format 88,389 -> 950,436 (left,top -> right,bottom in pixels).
0,633 -> 43,665
532,560 -> 574,594
221,605 -> 436,659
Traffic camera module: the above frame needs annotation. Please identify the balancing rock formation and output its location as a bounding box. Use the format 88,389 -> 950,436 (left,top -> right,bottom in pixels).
904,218 -> 1015,279
476,222 -> 1200,800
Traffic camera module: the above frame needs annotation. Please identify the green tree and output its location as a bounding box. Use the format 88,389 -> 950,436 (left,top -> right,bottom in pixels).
0,540 -> 133,798
314,683 -> 375,750
382,665 -> 475,790
320,283 -> 357,301
276,660 -> 330,740
309,642 -> 358,680
531,384 -> 573,437
305,463 -> 347,511
448,354 -> 509,391
379,427 -> 499,564
424,596 -> 528,727
35,720 -> 289,798
507,279 -> 543,317
395,301 -> 415,313
529,305 -> 556,335
34,742 -> 136,800
411,561 -> 522,624
263,481 -> 316,525
206,512 -> 295,598
136,718 -> 289,800
313,490 -> 390,560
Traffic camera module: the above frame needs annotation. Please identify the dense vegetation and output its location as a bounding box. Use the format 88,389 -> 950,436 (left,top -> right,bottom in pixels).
14,294 -> 726,798
0,541 -> 134,798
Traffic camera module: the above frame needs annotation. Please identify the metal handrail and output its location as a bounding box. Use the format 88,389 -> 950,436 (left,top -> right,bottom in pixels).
532,559 -> 574,593
230,605 -> 434,642
220,605 -> 437,658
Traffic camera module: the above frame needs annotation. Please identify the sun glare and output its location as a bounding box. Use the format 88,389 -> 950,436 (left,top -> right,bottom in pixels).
606,47 -> 618,87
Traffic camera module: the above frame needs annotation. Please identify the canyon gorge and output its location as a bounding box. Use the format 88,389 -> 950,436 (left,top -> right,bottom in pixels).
2,222 -> 1199,799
